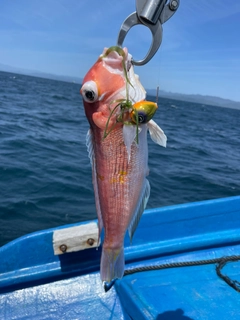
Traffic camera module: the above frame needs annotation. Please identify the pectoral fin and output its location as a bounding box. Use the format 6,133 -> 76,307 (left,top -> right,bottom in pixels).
123,124 -> 137,161
128,179 -> 150,242
86,129 -> 103,242
123,124 -> 143,161
148,119 -> 167,147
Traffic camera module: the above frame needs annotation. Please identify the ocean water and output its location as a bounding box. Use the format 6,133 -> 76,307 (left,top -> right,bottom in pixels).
0,71 -> 240,247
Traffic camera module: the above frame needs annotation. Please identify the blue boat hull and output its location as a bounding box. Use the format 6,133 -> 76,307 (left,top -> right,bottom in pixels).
1,196 -> 240,319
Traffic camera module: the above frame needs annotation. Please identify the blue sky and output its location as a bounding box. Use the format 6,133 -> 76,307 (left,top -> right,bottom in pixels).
0,0 -> 240,101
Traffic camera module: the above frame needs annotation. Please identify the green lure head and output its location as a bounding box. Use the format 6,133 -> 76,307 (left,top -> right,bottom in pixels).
130,101 -> 158,124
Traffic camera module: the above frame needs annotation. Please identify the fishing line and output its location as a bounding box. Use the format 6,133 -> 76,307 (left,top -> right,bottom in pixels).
155,40 -> 164,104
104,254 -> 240,292
124,255 -> 240,293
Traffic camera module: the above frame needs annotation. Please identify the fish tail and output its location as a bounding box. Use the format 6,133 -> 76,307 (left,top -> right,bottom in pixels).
100,246 -> 125,283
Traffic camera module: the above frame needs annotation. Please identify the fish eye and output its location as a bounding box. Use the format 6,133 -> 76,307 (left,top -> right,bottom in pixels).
138,113 -> 146,123
131,110 -> 147,124
80,81 -> 98,103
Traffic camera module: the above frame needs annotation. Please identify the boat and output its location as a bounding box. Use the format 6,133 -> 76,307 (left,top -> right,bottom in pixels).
1,195 -> 240,319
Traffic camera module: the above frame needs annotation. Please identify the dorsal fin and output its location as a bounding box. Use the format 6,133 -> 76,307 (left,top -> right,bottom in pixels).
128,179 -> 150,242
86,129 -> 103,242
86,129 -> 94,165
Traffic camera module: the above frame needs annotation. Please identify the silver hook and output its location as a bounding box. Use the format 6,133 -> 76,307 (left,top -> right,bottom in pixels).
117,0 -> 180,66
117,12 -> 162,66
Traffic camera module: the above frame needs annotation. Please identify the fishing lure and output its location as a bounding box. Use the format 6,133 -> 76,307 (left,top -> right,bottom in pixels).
130,101 -> 158,124
103,98 -> 158,143
100,46 -> 159,143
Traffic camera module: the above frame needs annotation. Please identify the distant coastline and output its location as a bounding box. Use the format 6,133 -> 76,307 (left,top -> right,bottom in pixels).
1,66 -> 239,110
147,89 -> 240,110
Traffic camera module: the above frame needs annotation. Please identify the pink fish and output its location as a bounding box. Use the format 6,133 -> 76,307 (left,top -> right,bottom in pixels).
80,46 -> 166,284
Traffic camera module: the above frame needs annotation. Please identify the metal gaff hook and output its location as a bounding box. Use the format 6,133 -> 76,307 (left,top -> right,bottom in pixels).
117,12 -> 162,66
117,0 -> 180,66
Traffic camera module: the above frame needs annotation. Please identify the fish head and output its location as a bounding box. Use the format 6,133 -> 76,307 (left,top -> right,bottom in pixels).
80,46 -> 146,131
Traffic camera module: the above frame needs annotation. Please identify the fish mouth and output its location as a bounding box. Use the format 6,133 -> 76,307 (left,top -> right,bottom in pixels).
101,46 -> 130,75
91,47 -> 147,130
99,46 -> 146,104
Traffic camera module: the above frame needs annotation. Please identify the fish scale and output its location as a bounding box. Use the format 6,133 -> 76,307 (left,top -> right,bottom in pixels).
92,126 -> 147,245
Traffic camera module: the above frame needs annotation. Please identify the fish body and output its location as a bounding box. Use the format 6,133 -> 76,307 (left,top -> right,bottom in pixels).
80,47 -> 166,283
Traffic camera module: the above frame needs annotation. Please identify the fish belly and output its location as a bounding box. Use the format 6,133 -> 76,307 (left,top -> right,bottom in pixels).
92,125 -> 149,282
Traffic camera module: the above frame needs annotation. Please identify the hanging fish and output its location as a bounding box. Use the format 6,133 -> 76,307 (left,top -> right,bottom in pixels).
80,46 -> 167,285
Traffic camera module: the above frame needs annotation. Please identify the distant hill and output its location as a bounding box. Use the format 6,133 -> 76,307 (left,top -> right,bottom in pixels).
29,72 -> 83,84
0,63 -> 83,84
147,89 -> 240,110
1,64 -> 239,109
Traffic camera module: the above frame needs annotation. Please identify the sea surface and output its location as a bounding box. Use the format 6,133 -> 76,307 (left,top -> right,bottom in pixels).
0,71 -> 240,247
